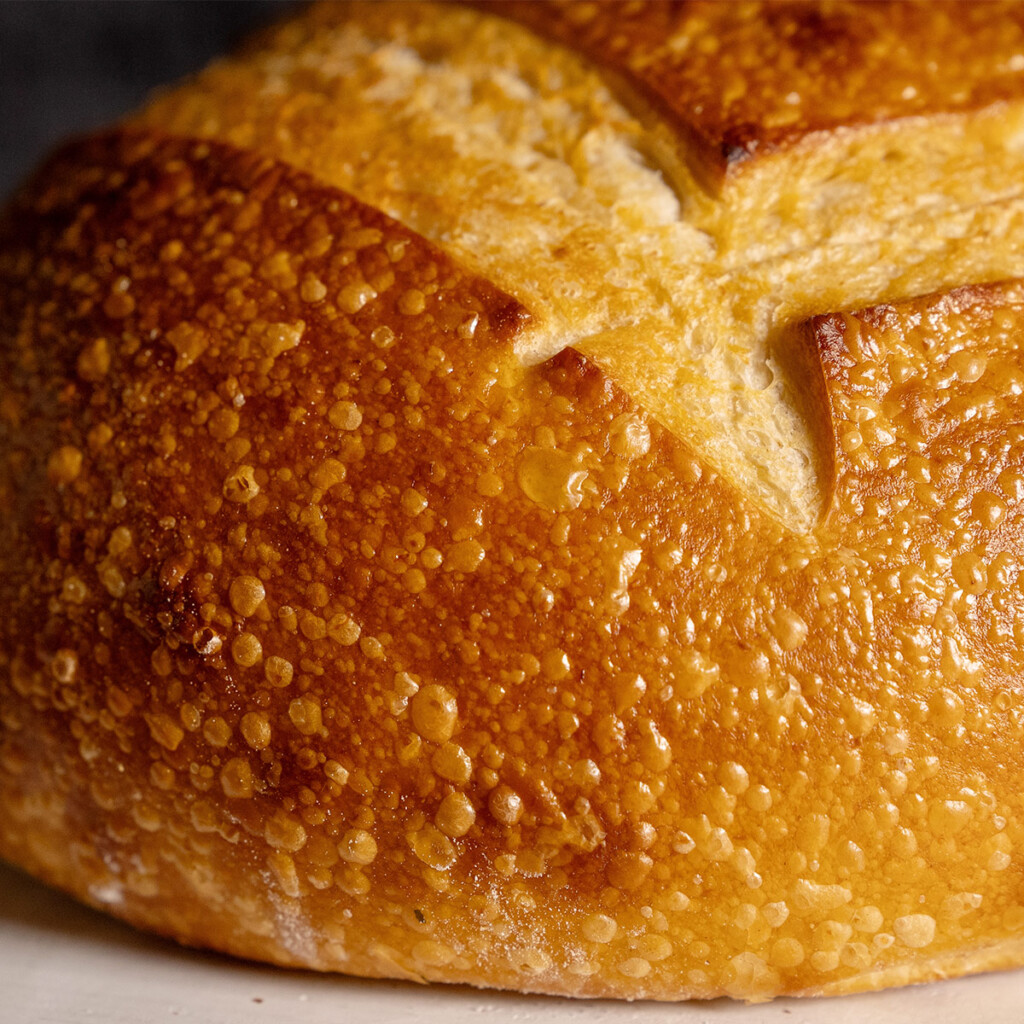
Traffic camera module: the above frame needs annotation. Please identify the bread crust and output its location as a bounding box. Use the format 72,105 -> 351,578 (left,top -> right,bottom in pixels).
5,2 -> 1024,1004
492,1 -> 1024,177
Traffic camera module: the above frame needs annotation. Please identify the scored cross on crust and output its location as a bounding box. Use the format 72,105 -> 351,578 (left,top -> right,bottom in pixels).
3,0 -> 1024,1003
137,0 -> 1024,529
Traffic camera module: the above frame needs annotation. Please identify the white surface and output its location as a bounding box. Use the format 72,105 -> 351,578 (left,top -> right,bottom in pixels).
1,861 -> 1022,1024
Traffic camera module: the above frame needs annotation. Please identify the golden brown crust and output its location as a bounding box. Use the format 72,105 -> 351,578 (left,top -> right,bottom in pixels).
491,0 -> 1024,183
8,1 -> 1024,1005
131,0 -> 1024,535
5,127 -> 1024,1000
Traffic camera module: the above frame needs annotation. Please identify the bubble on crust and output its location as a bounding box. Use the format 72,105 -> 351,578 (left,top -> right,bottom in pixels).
928,798 -> 973,837
665,891 -> 691,913
327,613 -> 361,646
761,902 -> 790,930
264,655 -> 294,688
328,400 -> 363,430
229,575 -> 266,617
431,742 -> 472,784
941,893 -> 983,920
76,337 -> 111,381
844,697 -> 877,738
165,321 -> 211,371
582,913 -> 617,943
267,852 -> 301,899
606,851 -> 653,890
412,940 -> 455,969
445,539 -> 486,573
208,406 -> 240,441
220,757 -> 254,799
231,632 -> 263,668
488,785 -> 524,826
401,488 -> 429,517
402,568 -> 427,594
670,649 -> 720,699
50,649 -> 79,684
604,540 -> 642,616
288,696 -> 323,736
407,825 -> 456,870
310,459 -> 347,491
300,273 -> 328,303
264,812 -> 308,853
637,719 -> 672,772
371,325 -> 396,349
61,576 -> 90,604
608,413 -> 651,460
972,491 -> 1007,528
702,827 -> 734,861
722,952 -> 780,996
411,685 -> 458,743
223,464 -> 260,503
772,608 -> 808,651
398,288 -> 426,316
435,792 -> 476,838
719,761 -> 750,795
893,914 -> 937,949
144,713 -> 184,752
989,850 -> 1012,872
240,711 -> 272,750
475,471 -> 503,497
202,716 -> 232,748
790,879 -> 852,917
540,648 -> 570,681
617,957 -> 651,979
324,760 -> 350,788
338,281 -> 378,315
636,934 -> 673,962
338,828 -> 378,866
770,938 -> 805,969
613,674 -> 646,714
241,319 -> 305,360
47,445 -> 83,485
516,447 -> 588,512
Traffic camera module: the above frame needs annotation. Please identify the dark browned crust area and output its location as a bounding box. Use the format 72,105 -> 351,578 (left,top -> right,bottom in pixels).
490,1 -> 1024,184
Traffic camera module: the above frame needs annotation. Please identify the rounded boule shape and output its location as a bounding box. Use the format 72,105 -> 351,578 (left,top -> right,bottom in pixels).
6,0 -> 1024,1005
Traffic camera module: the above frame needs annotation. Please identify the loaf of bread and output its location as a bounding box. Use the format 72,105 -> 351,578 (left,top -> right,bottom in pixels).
5,0 -> 1024,1002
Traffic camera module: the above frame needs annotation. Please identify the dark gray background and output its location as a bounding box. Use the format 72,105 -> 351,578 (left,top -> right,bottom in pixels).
0,1 -> 298,201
